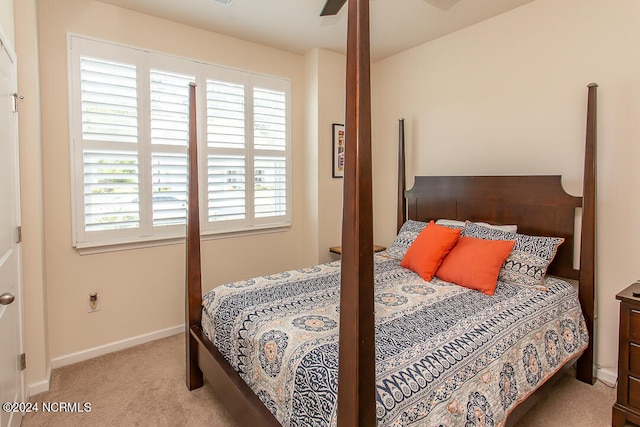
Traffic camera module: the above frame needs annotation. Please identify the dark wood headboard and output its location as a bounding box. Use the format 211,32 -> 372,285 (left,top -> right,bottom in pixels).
405,175 -> 581,280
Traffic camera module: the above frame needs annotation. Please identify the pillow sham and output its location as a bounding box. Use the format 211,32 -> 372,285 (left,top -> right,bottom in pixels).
461,221 -> 564,289
434,219 -> 466,229
435,219 -> 517,233
386,220 -> 428,260
436,236 -> 515,296
400,221 -> 461,281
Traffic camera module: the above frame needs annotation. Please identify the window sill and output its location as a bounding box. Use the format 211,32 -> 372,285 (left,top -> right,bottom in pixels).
74,223 -> 292,255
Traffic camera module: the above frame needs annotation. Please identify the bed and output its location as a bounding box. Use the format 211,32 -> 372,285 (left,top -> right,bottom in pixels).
184,1 -> 597,425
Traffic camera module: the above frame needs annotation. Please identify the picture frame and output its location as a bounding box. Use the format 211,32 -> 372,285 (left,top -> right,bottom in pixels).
332,123 -> 345,178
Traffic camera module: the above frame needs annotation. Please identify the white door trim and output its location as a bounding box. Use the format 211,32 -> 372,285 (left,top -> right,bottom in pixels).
0,22 -> 26,427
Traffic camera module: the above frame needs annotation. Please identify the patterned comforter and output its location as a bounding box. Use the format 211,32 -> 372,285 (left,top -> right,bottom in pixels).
201,254 -> 588,426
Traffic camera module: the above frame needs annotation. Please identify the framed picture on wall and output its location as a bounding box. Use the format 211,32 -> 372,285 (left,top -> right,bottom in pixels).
332,123 -> 345,178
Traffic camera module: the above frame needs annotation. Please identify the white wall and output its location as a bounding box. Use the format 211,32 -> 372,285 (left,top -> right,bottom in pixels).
303,50 -> 320,263
372,0 -> 640,380
316,49 -> 346,264
303,48 -> 347,265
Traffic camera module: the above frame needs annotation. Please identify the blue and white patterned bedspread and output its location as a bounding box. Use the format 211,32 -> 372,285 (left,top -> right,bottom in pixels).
201,254 -> 588,426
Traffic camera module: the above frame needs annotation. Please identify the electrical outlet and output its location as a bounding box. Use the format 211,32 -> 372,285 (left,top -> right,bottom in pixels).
88,292 -> 99,313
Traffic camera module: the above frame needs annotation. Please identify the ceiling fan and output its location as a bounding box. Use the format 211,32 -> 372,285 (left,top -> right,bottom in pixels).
320,0 -> 460,16
320,0 -> 347,16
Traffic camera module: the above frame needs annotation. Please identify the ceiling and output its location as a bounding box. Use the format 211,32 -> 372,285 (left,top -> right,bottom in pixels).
95,0 -> 535,62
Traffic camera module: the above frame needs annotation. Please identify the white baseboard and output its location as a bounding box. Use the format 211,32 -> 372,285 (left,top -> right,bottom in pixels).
27,363 -> 52,397
38,327 -> 621,393
596,367 -> 617,387
51,324 -> 184,369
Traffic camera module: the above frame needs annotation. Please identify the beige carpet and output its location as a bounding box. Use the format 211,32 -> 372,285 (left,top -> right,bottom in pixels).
23,333 -> 616,426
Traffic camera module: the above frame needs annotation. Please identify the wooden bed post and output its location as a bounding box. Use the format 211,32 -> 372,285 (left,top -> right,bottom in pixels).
185,82 -> 204,390
397,118 -> 406,232
577,83 -> 597,385
337,0 -> 376,425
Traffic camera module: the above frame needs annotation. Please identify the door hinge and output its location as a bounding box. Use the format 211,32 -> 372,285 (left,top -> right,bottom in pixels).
16,226 -> 22,243
19,353 -> 26,371
12,93 -> 23,113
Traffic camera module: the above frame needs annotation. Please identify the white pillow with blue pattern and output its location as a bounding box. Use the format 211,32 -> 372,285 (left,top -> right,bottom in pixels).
461,221 -> 564,289
387,220 -> 517,261
386,219 -> 518,261
386,220 -> 429,260
435,219 -> 517,233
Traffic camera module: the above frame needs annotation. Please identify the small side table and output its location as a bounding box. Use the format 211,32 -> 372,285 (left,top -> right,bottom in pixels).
329,245 -> 386,255
613,281 -> 640,427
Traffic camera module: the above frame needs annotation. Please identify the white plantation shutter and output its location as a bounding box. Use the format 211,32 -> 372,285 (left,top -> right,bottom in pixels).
253,87 -> 287,218
205,75 -> 290,227
150,69 -> 193,227
207,155 -> 246,221
207,80 -> 245,150
79,56 -> 140,233
151,153 -> 188,226
83,150 -> 139,231
206,79 -> 247,222
150,70 -> 192,146
80,57 -> 138,143
253,88 -> 286,151
254,156 -> 286,217
70,36 -> 290,250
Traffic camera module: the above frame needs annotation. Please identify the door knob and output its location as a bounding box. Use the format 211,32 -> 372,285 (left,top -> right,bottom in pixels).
0,293 -> 15,305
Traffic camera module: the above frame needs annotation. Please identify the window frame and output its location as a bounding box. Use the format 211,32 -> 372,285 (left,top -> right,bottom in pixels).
68,34 -> 292,253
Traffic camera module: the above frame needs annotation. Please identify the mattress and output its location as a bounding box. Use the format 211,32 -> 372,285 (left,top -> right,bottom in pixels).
201,254 -> 588,426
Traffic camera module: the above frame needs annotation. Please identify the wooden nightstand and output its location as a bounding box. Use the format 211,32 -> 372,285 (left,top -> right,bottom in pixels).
613,281 -> 640,427
329,245 -> 386,255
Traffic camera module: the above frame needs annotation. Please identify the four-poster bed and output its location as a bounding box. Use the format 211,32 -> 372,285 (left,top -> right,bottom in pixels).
184,0 -> 597,425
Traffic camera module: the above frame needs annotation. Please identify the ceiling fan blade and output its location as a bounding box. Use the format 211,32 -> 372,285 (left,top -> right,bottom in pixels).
320,0 -> 347,16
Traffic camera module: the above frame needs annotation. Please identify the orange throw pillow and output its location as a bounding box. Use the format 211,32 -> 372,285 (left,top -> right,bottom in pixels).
400,220 -> 461,281
436,236 -> 516,296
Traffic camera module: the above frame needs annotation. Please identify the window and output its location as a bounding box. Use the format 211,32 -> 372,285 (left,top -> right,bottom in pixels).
69,36 -> 291,250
